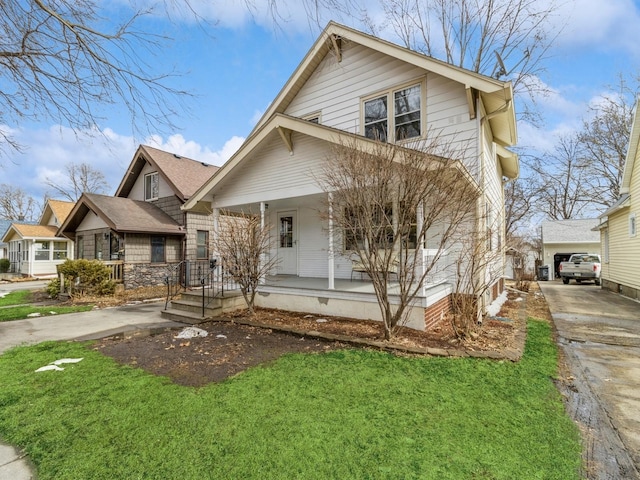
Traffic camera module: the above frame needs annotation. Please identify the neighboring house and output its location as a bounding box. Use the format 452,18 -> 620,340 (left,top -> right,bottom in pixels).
595,99 -> 640,299
0,219 -> 12,260
58,145 -> 219,289
541,219 -> 600,280
181,22 -> 518,330
505,243 -> 538,281
1,200 -> 75,277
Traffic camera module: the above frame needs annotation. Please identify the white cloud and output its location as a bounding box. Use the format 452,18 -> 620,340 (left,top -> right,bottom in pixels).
0,125 -> 243,202
145,133 -> 244,165
554,0 -> 640,55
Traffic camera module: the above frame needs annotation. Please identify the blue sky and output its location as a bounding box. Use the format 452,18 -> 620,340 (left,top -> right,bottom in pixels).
1,0 -> 640,203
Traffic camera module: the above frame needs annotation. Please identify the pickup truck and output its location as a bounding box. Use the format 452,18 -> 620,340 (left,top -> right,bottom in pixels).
559,254 -> 601,285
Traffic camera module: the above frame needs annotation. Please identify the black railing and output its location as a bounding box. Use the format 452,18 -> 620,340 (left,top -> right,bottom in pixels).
164,259 -> 240,314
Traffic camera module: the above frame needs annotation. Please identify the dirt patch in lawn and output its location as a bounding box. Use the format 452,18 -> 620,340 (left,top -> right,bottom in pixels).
94,282 -> 537,387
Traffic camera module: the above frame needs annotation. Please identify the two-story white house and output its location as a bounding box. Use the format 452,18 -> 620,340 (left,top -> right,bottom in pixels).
181,22 -> 518,330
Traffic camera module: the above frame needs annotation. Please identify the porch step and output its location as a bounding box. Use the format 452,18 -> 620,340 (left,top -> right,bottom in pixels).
161,290 -> 246,325
160,308 -> 210,325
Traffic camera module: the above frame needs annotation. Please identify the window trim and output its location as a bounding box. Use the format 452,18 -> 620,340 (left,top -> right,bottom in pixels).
360,79 -> 425,144
196,230 -> 209,259
34,241 -> 50,261
150,235 -> 166,264
144,172 -> 159,201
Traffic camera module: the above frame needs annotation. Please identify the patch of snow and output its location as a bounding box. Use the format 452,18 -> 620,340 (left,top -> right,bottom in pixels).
303,314 -> 314,319
35,357 -> 84,372
27,312 -> 42,317
49,311 -> 58,314
175,327 -> 208,339
0,291 -> 9,298
52,358 -> 84,365
515,297 -> 523,302
486,290 -> 508,317
216,334 -> 227,339
35,365 -> 64,372
316,319 -> 328,323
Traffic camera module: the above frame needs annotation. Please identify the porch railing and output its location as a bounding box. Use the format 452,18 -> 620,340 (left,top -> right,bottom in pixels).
103,260 -> 124,283
164,259 -> 241,314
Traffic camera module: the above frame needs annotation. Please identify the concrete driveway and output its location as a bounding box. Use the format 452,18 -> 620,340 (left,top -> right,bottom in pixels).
539,280 -> 640,479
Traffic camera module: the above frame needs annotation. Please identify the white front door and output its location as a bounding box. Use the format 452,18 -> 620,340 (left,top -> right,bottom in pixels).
278,211 -> 297,275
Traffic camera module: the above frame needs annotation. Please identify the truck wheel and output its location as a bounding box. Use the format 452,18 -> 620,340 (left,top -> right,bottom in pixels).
595,279 -> 601,286
562,277 -> 569,284
576,279 -> 582,284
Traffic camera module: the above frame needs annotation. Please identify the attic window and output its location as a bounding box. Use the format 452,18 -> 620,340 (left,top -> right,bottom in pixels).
144,172 -> 159,201
362,83 -> 423,143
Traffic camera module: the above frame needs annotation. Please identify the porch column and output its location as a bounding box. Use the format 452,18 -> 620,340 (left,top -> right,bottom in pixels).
417,202 -> 425,294
212,208 -> 220,257
259,202 -> 267,285
328,193 -> 335,290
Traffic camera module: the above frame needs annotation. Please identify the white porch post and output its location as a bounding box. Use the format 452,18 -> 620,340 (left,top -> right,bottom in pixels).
328,193 -> 335,290
260,202 -> 267,284
212,207 -> 220,258
417,202 -> 425,294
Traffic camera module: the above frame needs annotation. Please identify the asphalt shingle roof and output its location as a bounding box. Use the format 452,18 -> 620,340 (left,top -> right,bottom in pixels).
541,219 -> 600,243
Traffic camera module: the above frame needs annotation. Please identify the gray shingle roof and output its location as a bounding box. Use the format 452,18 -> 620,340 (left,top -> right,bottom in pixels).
541,219 -> 600,243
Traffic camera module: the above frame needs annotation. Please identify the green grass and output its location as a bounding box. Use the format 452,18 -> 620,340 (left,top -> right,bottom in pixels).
0,320 -> 581,479
0,304 -> 94,322
0,290 -> 32,307
0,289 -> 93,321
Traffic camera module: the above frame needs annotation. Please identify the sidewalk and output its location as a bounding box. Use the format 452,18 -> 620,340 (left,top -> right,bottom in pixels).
0,301 -> 183,479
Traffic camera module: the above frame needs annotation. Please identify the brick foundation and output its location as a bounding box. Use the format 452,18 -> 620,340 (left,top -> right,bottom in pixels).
424,295 -> 453,330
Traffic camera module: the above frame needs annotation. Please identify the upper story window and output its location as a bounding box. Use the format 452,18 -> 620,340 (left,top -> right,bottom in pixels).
363,83 -> 422,143
144,172 -> 159,201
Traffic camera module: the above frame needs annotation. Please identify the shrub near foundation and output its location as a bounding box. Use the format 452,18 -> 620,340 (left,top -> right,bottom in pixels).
51,259 -> 115,297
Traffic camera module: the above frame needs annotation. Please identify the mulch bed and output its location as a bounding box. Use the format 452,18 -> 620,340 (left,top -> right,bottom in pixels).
94,284 -> 534,387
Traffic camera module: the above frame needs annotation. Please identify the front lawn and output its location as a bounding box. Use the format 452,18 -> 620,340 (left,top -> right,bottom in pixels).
0,320 -> 581,479
0,289 -> 93,321
0,290 -> 32,306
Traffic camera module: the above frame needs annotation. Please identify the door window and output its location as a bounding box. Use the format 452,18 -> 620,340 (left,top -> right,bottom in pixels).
280,216 -> 293,248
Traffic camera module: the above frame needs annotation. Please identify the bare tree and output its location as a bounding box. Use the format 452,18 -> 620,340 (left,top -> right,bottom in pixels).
504,177 -> 534,242
45,162 -> 110,201
0,184 -> 39,221
450,220 -> 504,337
374,0 -> 560,121
212,212 -> 278,315
577,77 -> 635,208
530,134 -> 591,220
0,0 -> 188,157
320,136 -> 478,340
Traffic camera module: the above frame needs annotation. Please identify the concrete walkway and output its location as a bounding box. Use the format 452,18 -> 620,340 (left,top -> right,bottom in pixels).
539,280 -> 640,480
0,301 -> 183,479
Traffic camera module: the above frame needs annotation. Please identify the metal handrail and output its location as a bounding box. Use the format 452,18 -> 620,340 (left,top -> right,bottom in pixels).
164,259 -> 240,314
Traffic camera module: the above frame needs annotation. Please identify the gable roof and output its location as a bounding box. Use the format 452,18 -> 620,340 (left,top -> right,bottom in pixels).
541,219 -> 600,244
0,219 -> 12,243
621,97 -> 640,195
115,145 -> 219,202
2,224 -> 59,243
253,21 -> 516,148
40,199 -> 76,225
58,193 -> 184,238
183,113 -> 478,210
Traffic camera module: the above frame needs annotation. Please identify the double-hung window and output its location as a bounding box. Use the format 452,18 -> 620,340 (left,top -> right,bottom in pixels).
53,241 -> 67,260
363,83 -> 422,143
35,241 -> 50,261
151,236 -> 165,263
196,230 -> 209,259
144,172 -> 159,201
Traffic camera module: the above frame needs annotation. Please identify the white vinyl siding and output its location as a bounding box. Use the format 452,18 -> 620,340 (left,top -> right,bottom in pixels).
288,43 -> 476,159
212,132 -> 329,207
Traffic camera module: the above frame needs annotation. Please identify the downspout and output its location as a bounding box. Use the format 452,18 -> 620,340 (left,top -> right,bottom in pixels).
477,96 -> 487,320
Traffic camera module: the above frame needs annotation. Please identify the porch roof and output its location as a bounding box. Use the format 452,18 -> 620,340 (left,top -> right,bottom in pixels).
58,193 -> 185,239
1,224 -> 59,242
183,113 -> 476,211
